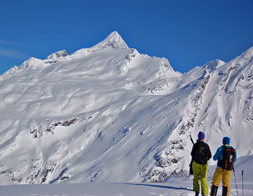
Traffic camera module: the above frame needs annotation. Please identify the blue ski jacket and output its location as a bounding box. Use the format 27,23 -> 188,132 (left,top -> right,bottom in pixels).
213,145 -> 237,167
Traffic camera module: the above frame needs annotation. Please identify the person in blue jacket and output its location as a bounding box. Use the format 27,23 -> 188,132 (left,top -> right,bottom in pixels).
210,137 -> 237,196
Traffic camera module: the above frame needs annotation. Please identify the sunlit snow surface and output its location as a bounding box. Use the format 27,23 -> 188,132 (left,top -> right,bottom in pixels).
1,176 -> 253,196
0,31 -> 253,189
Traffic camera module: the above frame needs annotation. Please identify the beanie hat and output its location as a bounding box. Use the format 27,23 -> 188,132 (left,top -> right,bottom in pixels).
198,131 -> 205,140
223,137 -> 230,145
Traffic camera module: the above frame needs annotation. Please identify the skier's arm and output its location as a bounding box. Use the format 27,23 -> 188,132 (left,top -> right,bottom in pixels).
213,147 -> 222,161
191,144 -> 196,158
208,145 -> 212,160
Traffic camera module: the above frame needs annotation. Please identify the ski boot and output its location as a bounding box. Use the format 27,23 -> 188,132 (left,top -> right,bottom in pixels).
210,185 -> 218,196
222,186 -> 228,196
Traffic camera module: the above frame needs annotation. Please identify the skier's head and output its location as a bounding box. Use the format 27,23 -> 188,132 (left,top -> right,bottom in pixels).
223,137 -> 230,145
198,131 -> 205,140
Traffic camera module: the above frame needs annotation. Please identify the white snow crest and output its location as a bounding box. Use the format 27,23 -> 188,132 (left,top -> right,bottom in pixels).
91,31 -> 129,51
0,32 -> 253,190
47,50 -> 68,60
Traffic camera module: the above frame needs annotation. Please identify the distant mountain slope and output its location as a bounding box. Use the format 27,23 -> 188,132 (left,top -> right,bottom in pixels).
0,31 -> 252,185
145,47 -> 253,182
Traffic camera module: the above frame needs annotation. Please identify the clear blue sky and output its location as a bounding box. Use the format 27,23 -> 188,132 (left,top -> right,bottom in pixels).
1,0 -> 253,75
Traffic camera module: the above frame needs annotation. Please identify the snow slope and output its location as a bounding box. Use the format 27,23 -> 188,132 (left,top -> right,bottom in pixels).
1,180 -> 253,196
0,31 -> 253,188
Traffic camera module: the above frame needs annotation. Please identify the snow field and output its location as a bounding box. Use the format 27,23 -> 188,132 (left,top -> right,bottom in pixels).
0,32 -> 253,191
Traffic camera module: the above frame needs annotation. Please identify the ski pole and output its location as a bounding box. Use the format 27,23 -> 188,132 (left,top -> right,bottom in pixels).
242,170 -> 244,196
233,167 -> 239,196
208,169 -> 213,180
189,135 -> 194,175
190,135 -> 194,144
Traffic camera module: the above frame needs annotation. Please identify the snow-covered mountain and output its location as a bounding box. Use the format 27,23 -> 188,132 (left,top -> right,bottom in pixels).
0,31 -> 253,185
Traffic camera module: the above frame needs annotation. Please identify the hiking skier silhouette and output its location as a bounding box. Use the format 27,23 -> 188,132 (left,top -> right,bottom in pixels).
210,136 -> 237,196
191,131 -> 212,196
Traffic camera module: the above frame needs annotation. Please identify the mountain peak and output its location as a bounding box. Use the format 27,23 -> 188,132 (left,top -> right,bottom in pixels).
47,50 -> 68,60
202,59 -> 226,72
91,31 -> 129,51
240,46 -> 253,60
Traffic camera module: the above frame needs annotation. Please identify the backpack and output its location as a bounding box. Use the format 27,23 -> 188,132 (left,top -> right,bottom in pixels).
194,143 -> 210,164
218,146 -> 236,170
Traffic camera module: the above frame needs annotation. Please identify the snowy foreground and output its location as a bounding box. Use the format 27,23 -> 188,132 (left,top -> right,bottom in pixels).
1,177 -> 253,196
1,165 -> 253,196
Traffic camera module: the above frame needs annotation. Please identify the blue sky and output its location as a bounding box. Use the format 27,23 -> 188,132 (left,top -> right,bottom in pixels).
0,0 -> 253,75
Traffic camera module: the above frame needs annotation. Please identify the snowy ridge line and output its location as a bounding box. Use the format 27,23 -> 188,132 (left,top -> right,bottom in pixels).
0,33 -> 126,81
27,109 -> 97,139
143,73 -> 211,182
30,118 -> 78,138
220,65 -> 239,94
219,47 -> 253,94
41,164 -> 69,184
0,151 -> 70,184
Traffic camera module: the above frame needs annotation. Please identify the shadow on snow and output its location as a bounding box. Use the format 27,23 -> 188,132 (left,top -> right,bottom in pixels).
125,183 -> 193,192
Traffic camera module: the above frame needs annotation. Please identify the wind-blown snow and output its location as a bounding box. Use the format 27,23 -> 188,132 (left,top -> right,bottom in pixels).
0,31 -> 253,194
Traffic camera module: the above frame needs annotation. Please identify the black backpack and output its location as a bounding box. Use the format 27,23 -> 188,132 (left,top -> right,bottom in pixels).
218,146 -> 236,170
194,143 -> 210,164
